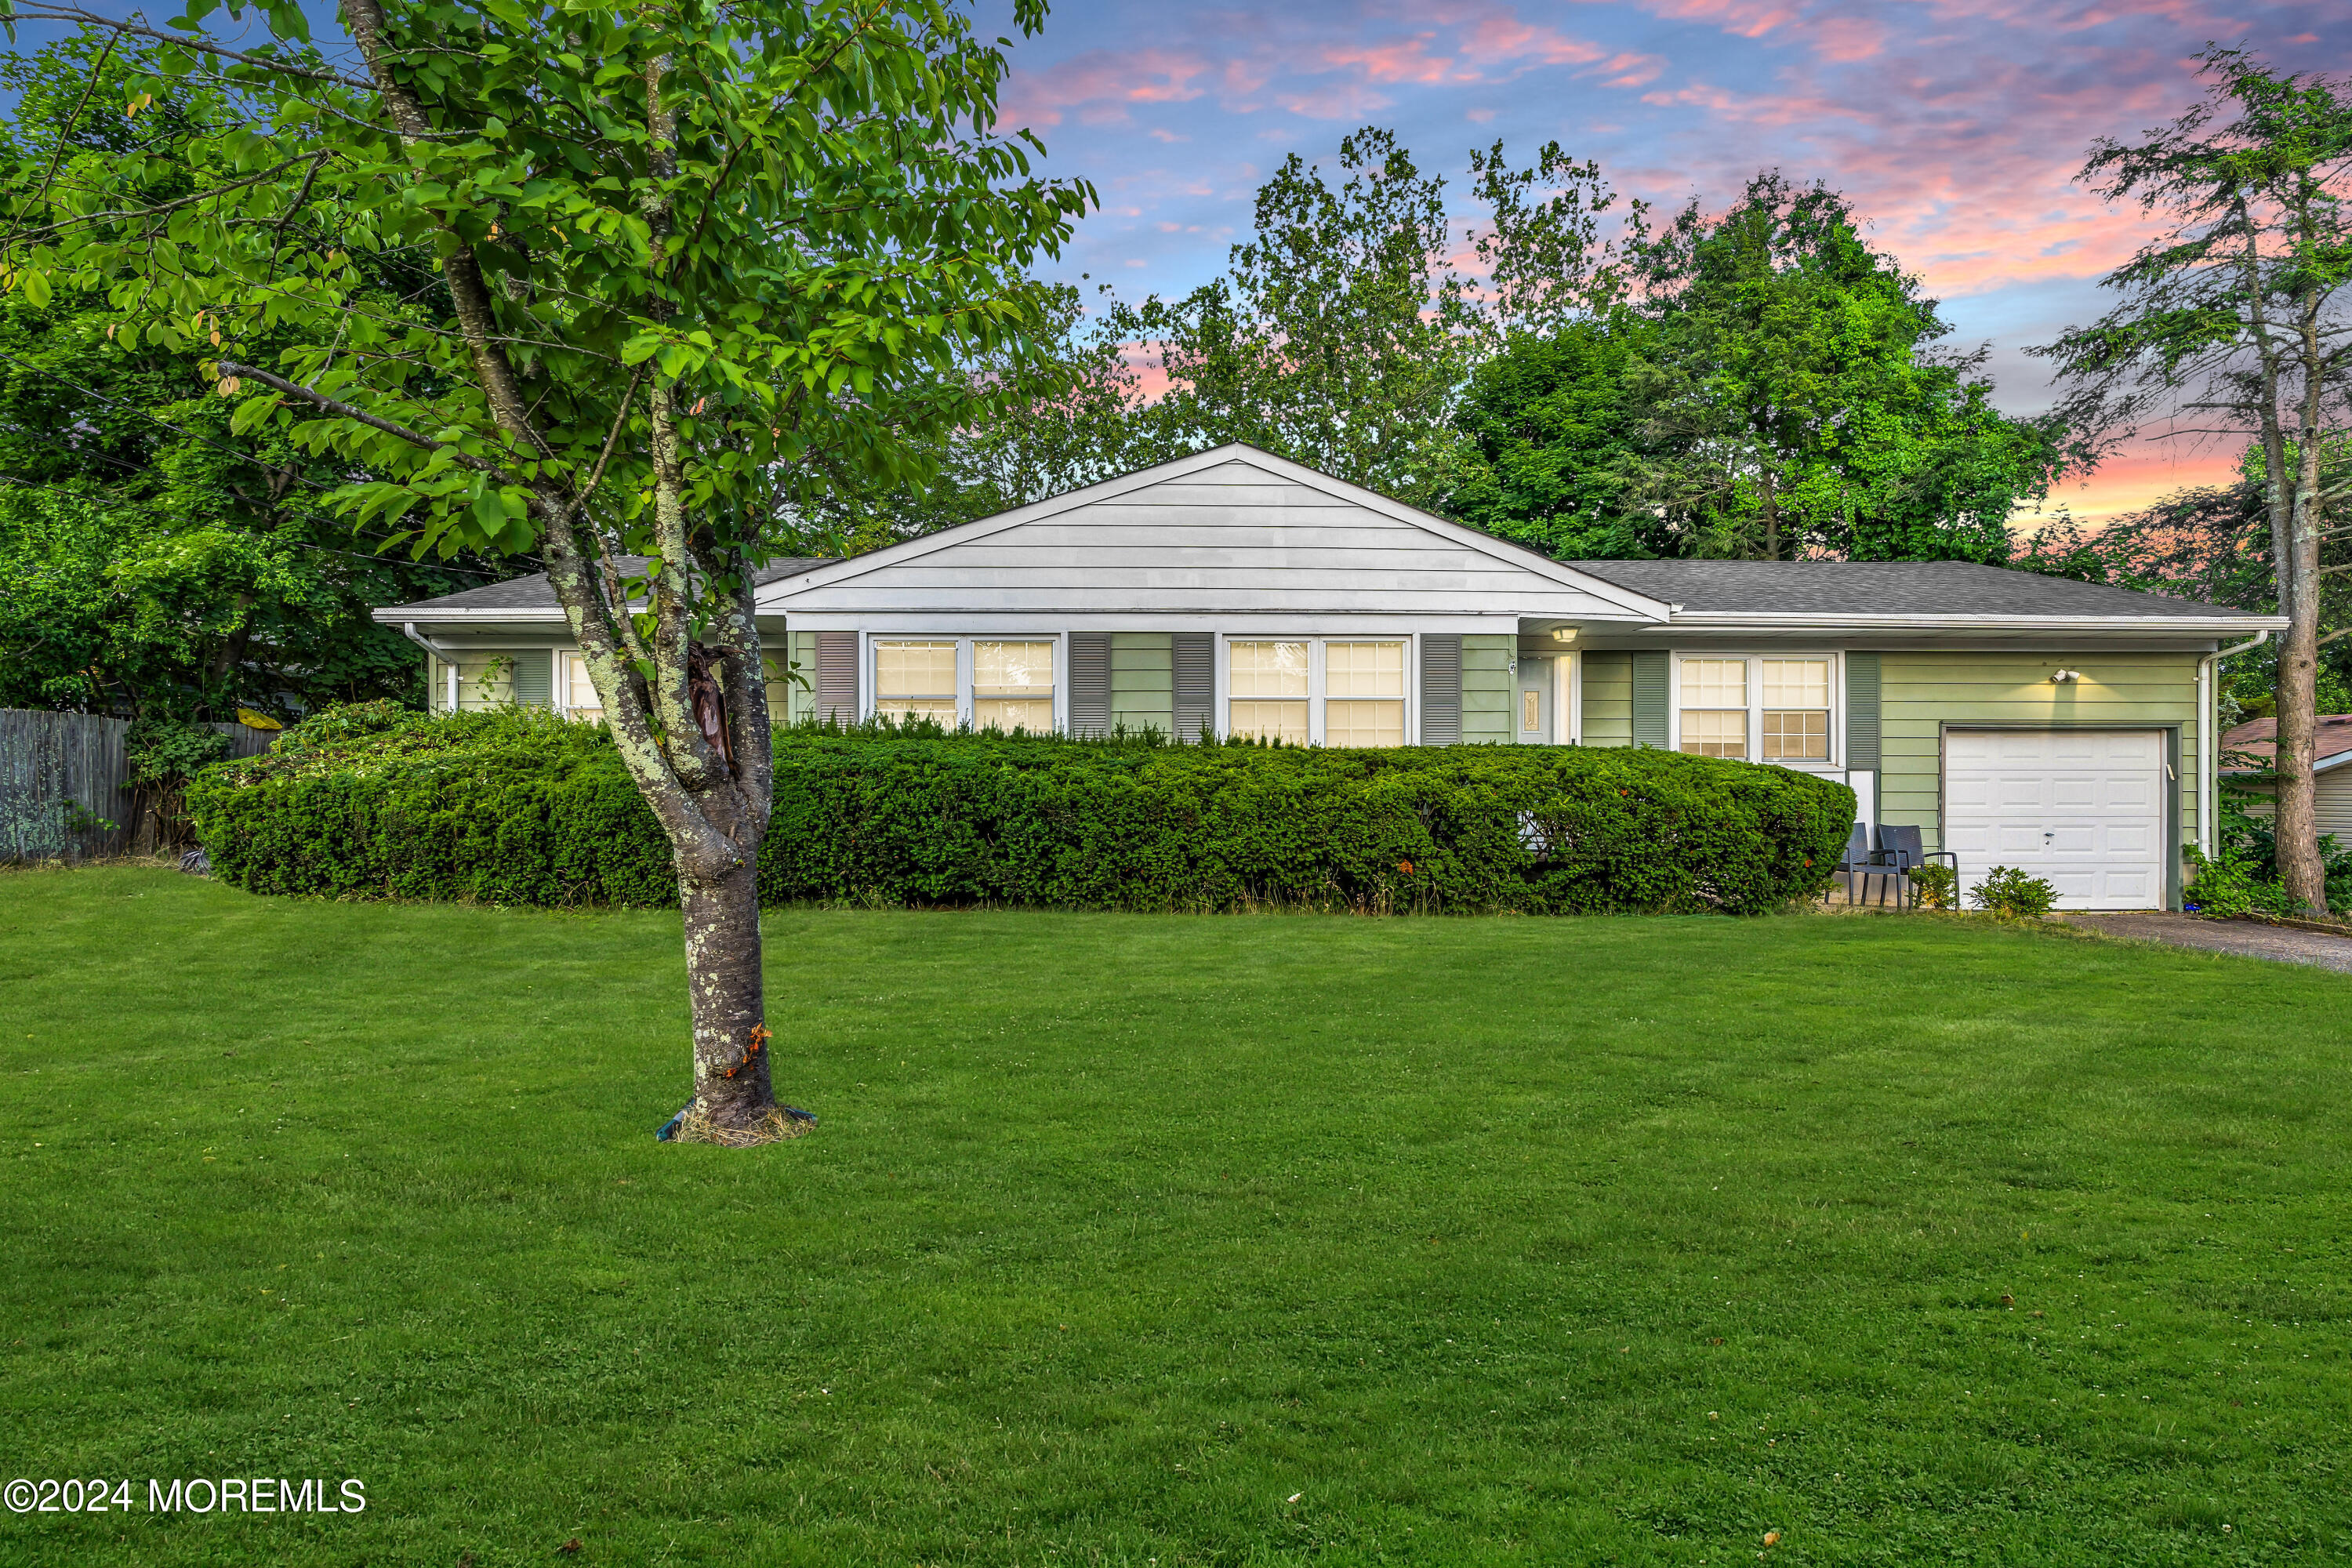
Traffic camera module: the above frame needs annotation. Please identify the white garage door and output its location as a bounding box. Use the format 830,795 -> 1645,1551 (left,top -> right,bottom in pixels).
1944,730 -> 2167,910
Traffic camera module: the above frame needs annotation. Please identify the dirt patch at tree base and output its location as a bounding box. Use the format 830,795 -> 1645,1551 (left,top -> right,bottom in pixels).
670,1108 -> 815,1147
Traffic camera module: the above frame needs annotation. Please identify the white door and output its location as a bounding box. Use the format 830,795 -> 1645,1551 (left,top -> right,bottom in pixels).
1943,730 -> 2167,910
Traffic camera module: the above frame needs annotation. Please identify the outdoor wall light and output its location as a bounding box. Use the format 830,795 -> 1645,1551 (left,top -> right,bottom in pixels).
1551,627 -> 1579,644
2050,668 -> 2082,684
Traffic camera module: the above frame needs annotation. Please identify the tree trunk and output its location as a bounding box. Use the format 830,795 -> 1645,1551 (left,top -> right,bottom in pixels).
2275,605 -> 2325,911
2276,296 -> 2330,913
680,847 -> 775,1127
1759,468 -> 1780,561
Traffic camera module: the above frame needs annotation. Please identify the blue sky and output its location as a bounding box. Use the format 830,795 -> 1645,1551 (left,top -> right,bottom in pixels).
974,0 -> 2350,521
18,2 -> 2346,521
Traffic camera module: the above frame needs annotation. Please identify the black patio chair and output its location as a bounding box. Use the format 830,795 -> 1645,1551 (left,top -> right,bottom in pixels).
1831,823 -> 1898,906
1872,824 -> 1958,909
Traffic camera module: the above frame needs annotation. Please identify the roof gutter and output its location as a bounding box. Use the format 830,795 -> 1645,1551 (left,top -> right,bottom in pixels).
1654,612 -> 2292,633
399,621 -> 454,657
400,622 -> 461,716
2198,629 -> 2270,862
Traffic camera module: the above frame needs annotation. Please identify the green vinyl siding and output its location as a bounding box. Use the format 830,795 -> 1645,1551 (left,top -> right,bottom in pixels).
1461,634 -> 1513,744
1878,651 -> 2202,855
1111,633 -> 1174,734
1581,652 -> 1632,746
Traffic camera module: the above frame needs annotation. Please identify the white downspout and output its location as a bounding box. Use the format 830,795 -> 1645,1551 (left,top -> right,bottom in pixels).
401,622 -> 459,715
2197,630 -> 2269,859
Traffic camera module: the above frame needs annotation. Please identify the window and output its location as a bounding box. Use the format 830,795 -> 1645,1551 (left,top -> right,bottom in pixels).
1761,659 -> 1830,761
972,640 -> 1055,732
1679,658 -> 1748,758
873,637 -> 1060,731
875,641 -> 958,724
1325,641 -> 1405,747
1229,640 -> 1309,743
1225,638 -> 1407,746
559,652 -> 603,721
1676,654 -> 1836,766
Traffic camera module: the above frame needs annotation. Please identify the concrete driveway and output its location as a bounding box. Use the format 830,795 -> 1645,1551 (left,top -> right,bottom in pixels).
2061,913 -> 2352,974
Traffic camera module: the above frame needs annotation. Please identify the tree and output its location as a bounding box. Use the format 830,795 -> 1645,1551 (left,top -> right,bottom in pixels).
1460,172 -> 2074,563
2011,437 -> 2352,723
2036,48 -> 2352,912
0,31 -> 515,718
2,0 -> 1091,1139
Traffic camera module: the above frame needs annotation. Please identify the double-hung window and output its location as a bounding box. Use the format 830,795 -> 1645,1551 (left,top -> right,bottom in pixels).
558,652 -> 603,722
873,637 -> 1058,731
875,641 -> 959,724
1225,637 -> 1407,746
1325,641 -> 1406,746
1676,654 -> 1835,765
1228,640 -> 1310,743
972,641 -> 1056,732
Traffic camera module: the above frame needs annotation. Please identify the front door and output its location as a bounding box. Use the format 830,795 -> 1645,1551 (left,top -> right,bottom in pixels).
1515,657 -> 1553,744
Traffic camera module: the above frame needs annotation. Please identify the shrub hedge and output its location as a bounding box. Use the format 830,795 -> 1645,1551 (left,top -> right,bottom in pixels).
191,704 -> 1854,915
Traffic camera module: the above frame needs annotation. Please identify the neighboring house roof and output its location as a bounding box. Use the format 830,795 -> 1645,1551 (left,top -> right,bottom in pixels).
2220,714 -> 2352,776
375,556 -> 834,622
1566,558 -> 2274,633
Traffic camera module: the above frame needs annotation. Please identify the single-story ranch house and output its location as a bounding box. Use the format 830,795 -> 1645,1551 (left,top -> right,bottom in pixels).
378,445 -> 2285,911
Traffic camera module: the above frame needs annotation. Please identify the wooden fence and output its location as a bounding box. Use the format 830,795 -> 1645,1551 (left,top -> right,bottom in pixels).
0,710 -> 276,862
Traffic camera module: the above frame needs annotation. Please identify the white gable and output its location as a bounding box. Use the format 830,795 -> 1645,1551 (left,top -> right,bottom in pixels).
760,446 -> 1668,625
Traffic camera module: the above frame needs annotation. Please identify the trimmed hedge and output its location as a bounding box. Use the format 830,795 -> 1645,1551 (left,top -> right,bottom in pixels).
191,704 -> 1854,915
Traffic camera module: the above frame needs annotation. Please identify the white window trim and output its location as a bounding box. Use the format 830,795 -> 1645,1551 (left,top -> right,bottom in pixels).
1668,649 -> 1842,771
867,633 -> 1066,732
1218,633 -> 1416,746
555,648 -> 601,720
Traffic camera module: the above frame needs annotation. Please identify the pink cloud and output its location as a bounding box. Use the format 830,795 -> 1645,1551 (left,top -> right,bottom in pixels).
1459,15 -> 1609,66
1806,16 -> 1886,61
995,47 -> 1211,130
1637,0 -> 1801,39
1319,35 -> 1473,85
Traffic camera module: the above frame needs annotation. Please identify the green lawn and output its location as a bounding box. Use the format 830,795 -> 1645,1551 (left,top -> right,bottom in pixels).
1,868 -> 2347,1566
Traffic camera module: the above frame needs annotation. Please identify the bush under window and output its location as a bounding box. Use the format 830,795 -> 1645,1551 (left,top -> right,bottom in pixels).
191,707 -> 1856,916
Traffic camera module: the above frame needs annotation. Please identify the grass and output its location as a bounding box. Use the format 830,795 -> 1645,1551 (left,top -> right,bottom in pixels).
2,866 -> 2348,1566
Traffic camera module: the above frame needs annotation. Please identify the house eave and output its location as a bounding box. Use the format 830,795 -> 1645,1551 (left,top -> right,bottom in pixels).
1652,612 -> 2292,636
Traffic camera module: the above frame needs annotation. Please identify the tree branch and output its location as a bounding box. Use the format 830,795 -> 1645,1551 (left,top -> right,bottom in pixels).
5,5 -> 376,89
216,360 -> 535,492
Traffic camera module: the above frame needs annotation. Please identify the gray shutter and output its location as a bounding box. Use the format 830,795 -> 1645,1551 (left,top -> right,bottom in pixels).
1172,633 -> 1213,742
1419,634 -> 1461,746
512,650 -> 551,709
1632,650 -> 1669,750
1845,651 -> 1881,770
815,632 -> 858,724
1068,633 -> 1111,736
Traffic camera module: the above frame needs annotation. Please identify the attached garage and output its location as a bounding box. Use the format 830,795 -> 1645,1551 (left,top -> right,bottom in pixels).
1943,729 -> 2170,910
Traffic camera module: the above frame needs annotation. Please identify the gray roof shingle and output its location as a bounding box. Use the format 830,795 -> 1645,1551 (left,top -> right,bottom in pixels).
379,555 -> 834,615
1563,558 -> 2243,619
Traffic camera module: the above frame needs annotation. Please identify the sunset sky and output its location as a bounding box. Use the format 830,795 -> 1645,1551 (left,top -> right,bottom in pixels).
977,0 -> 2347,528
